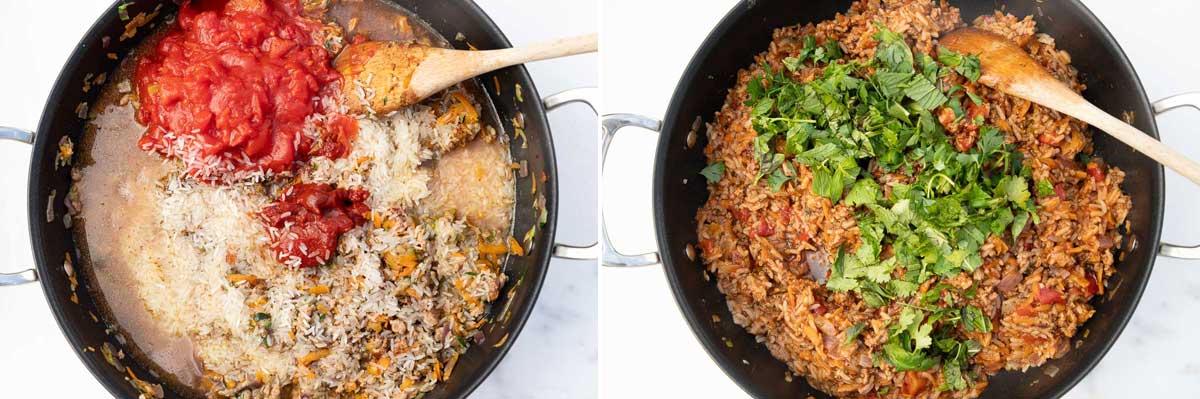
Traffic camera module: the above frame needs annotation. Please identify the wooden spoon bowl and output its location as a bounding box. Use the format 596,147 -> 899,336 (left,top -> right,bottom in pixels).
941,27 -> 1200,185
335,34 -> 597,115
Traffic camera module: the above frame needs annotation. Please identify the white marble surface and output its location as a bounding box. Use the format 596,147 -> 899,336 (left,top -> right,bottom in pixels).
599,0 -> 1200,398
0,1 -> 597,398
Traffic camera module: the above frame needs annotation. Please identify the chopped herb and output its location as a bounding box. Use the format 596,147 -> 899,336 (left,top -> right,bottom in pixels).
937,47 -> 982,82
766,167 -> 791,191
904,75 -> 948,110
961,305 -> 992,333
743,24 -> 1039,388
700,162 -> 726,183
844,178 -> 881,206
843,322 -> 867,346
117,2 -> 131,21
1036,179 -> 1056,197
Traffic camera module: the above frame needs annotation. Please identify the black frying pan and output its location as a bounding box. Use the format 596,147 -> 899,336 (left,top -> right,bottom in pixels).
602,0 -> 1200,397
0,0 -> 597,398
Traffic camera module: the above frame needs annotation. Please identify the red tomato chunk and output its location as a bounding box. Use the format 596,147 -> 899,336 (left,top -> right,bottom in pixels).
260,183 -> 370,268
134,0 -> 352,181
1036,287 -> 1064,305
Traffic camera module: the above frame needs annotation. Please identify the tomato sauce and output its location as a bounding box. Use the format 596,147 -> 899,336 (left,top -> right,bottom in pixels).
134,0 -> 353,181
259,183 -> 370,268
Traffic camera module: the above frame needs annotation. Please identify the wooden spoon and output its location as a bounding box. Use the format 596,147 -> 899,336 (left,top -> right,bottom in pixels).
334,33 -> 596,115
941,27 -> 1200,185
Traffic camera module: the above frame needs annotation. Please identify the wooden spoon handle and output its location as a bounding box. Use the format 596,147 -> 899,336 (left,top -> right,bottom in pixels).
1077,101 -> 1200,185
411,34 -> 597,101
479,33 -> 598,70
1007,78 -> 1200,185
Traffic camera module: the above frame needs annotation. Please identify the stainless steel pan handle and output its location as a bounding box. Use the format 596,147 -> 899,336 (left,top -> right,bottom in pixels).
0,127 -> 38,286
544,88 -> 601,261
1154,93 -> 1200,259
599,114 -> 661,267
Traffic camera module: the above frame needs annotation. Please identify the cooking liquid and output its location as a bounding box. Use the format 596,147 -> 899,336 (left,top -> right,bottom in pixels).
73,1 -> 513,395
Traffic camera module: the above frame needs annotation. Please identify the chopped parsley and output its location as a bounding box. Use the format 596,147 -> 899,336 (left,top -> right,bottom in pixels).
1036,179 -> 1056,197
744,24 -> 1038,389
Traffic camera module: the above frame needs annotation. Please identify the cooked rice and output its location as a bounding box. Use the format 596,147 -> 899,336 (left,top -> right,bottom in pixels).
694,1 -> 1131,398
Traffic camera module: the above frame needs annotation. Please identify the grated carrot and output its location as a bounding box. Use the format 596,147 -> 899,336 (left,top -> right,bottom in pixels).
384,250 -> 418,276
455,92 -> 479,121
478,243 -> 508,255
299,349 -> 330,367
444,353 -> 460,381
492,333 -> 509,347
367,356 -> 390,375
507,236 -> 525,256
307,284 -> 330,295
456,278 -> 482,309
227,274 -> 259,285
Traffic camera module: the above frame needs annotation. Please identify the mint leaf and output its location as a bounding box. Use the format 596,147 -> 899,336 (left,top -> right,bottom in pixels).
873,24 -> 914,74
796,142 -> 841,164
845,178 -> 881,206
904,75 -> 948,110
767,167 -> 791,192
844,323 -> 867,346
961,305 -> 992,333
883,340 -> 938,371
941,356 -> 968,391
937,47 -> 981,82
700,162 -> 725,183
875,71 -> 912,99
752,97 -> 775,117
811,167 -> 845,201
1012,210 -> 1030,239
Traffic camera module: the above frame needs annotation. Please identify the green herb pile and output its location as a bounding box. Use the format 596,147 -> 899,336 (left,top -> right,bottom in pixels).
704,25 -> 1041,390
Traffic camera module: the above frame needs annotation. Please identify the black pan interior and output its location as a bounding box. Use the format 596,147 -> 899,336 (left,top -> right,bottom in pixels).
653,0 -> 1163,397
28,1 -> 556,398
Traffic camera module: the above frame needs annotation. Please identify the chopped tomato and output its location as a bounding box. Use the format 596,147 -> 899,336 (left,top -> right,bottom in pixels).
756,222 -> 775,237
1086,161 -> 1106,182
1014,304 -> 1035,317
733,208 -> 750,222
900,371 -> 928,397
260,183 -> 370,268
1037,131 -> 1064,146
1084,274 -> 1100,296
1036,287 -> 1064,305
134,0 -> 351,182
1053,184 -> 1067,200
